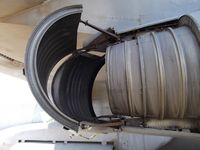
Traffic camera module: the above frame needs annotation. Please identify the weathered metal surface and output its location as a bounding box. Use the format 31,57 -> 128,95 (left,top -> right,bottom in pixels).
179,11 -> 200,46
2,0 -> 200,34
106,23 -> 200,119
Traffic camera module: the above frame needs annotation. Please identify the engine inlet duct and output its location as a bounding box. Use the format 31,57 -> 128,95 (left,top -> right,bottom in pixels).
25,4 -> 200,132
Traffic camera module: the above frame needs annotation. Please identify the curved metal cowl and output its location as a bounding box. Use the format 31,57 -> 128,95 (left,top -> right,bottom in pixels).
25,5 -> 91,131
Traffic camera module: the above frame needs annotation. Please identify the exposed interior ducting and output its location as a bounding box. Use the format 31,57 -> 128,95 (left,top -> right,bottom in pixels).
25,5 -> 200,133
106,26 -> 200,119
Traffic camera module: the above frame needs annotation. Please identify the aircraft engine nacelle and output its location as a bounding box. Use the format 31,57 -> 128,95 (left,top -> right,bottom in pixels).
25,5 -> 200,134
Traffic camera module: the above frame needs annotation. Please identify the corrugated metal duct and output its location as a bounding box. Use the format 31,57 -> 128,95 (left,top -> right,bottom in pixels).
106,17 -> 200,120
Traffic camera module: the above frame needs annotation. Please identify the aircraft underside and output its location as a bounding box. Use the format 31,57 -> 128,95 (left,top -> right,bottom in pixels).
23,5 -> 200,137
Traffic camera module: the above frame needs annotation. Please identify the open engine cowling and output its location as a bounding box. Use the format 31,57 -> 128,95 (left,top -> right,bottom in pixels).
25,5 -> 200,132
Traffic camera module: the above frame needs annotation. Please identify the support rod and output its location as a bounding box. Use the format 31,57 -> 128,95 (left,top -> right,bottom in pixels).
80,20 -> 120,41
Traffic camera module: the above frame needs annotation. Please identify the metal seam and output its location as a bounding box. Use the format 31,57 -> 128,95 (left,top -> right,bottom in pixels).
151,32 -> 166,119
168,27 -> 187,118
106,46 -> 112,111
137,36 -> 147,117
124,41 -> 134,116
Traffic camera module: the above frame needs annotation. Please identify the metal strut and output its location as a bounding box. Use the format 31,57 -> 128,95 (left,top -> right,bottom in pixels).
80,20 -> 120,41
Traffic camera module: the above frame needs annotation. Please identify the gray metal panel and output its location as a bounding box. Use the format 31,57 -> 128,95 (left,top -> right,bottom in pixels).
4,0 -> 200,34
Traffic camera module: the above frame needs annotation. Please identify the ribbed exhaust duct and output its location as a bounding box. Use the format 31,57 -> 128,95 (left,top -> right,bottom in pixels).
106,12 -> 200,121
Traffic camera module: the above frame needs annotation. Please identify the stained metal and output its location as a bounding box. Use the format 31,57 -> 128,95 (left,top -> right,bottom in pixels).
151,32 -> 166,119
106,18 -> 200,120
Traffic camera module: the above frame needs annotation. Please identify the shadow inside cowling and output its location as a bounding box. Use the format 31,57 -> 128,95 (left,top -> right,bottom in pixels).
52,54 -> 104,122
